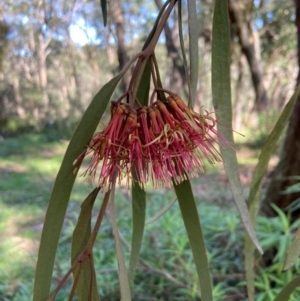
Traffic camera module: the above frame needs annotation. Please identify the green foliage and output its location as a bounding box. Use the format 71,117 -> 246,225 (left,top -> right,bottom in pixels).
212,0 -> 262,254
282,177 -> 300,196
100,0 -> 108,26
244,83 -> 300,300
2,1 -> 300,301
2,136 -> 300,301
254,209 -> 300,301
33,72 -> 124,301
71,188 -> 101,301
174,179 -> 213,301
187,0 -> 198,106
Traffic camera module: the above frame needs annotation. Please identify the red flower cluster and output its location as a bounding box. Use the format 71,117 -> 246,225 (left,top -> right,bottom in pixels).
83,94 -> 227,190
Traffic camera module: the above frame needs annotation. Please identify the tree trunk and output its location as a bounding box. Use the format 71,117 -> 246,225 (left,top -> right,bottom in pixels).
110,0 -> 130,91
228,0 -> 269,111
263,0 -> 300,216
13,76 -> 25,118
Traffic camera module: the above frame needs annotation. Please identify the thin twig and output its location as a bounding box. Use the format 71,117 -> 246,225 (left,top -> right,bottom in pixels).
47,190 -> 111,300
68,262 -> 83,301
47,260 -> 78,301
88,254 -> 94,301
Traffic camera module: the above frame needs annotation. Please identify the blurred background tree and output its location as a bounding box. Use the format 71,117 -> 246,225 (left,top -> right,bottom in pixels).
263,0 -> 300,217
2,0 -> 300,300
2,0 -> 299,214
1,0 -> 299,205
0,0 -> 296,136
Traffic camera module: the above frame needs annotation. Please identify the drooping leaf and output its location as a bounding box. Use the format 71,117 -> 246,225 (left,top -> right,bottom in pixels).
109,184 -> 132,301
33,72 -> 124,301
273,275 -> 300,301
284,228 -> 300,270
211,0 -> 262,255
178,0 -> 190,104
129,172 -> 146,283
100,0 -> 107,26
244,85 -> 300,299
128,55 -> 150,283
187,0 -> 198,107
142,0 -> 171,51
71,188 -> 101,301
248,85 -> 300,210
135,59 -> 151,106
174,180 -> 213,301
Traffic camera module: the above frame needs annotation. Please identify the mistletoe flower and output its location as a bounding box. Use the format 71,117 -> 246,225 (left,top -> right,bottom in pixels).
83,102 -> 130,189
165,94 -> 226,166
82,93 -> 230,190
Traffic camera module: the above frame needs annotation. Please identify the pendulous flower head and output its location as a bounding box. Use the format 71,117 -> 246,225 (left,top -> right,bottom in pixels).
81,94 -> 229,190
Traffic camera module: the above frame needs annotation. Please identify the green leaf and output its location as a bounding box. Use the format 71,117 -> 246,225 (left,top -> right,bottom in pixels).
109,185 -> 132,301
273,275 -> 300,301
33,73 -> 123,301
136,59 -> 151,106
178,0 -> 190,105
245,84 -> 300,300
142,0 -> 171,51
128,55 -> 150,282
129,172 -> 146,283
211,0 -> 262,255
71,188 -> 101,301
187,0 -> 198,107
284,229 -> 300,270
100,0 -> 107,26
248,85 -> 300,212
174,180 -> 213,301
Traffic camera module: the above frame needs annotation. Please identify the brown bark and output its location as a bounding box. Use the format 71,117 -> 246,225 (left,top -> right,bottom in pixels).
13,76 -> 25,118
263,0 -> 300,216
110,0 -> 130,91
155,0 -> 188,96
228,0 -> 269,111
36,0 -> 53,116
0,21 -> 9,71
37,28 -> 50,115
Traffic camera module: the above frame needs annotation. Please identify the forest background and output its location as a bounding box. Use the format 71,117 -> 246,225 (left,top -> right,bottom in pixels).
1,0 -> 300,300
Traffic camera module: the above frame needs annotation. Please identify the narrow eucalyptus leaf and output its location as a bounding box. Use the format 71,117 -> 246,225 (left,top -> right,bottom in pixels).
71,188 -> 100,301
248,84 -> 300,208
142,0 -> 171,50
174,180 -> 213,301
187,0 -> 198,107
33,73 -> 123,301
100,0 -> 107,26
129,173 -> 146,283
109,186 -> 132,301
136,59 -> 151,106
211,0 -> 262,255
244,236 -> 256,301
284,229 -> 300,270
128,55 -> 150,282
273,275 -> 300,301
178,0 -> 190,105
244,85 -> 300,298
